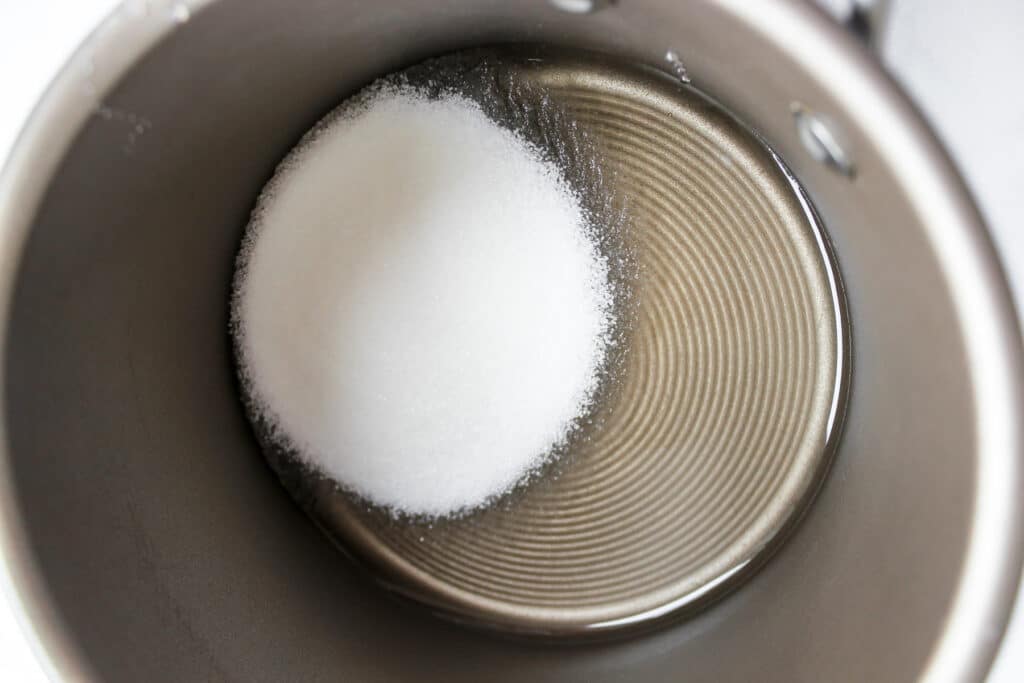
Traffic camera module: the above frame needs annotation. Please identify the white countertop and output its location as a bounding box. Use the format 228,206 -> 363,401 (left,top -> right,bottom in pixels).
1,1 -> 1021,680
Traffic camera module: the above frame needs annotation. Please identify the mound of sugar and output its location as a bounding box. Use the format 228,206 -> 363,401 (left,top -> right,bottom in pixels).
233,87 -> 611,517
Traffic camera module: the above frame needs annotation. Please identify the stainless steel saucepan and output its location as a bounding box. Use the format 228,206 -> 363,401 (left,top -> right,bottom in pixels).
1,1 -> 1021,681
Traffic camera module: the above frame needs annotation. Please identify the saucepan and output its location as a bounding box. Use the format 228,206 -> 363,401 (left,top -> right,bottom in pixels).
0,1 -> 1021,680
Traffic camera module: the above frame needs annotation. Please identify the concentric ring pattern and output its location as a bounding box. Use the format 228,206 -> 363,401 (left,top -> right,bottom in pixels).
299,51 -> 849,636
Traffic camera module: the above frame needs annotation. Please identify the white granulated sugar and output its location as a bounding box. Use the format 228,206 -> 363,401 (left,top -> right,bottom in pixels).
234,87 -> 612,517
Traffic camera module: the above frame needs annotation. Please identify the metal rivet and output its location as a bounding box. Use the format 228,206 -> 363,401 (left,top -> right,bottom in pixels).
547,0 -> 612,14
792,103 -> 856,177
171,2 -> 191,23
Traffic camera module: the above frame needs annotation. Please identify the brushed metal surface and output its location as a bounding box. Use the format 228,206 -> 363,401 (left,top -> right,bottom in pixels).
0,1 -> 1020,682
280,48 -> 849,636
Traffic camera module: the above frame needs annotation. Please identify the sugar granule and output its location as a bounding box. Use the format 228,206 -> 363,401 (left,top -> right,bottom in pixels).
233,87 -> 612,517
